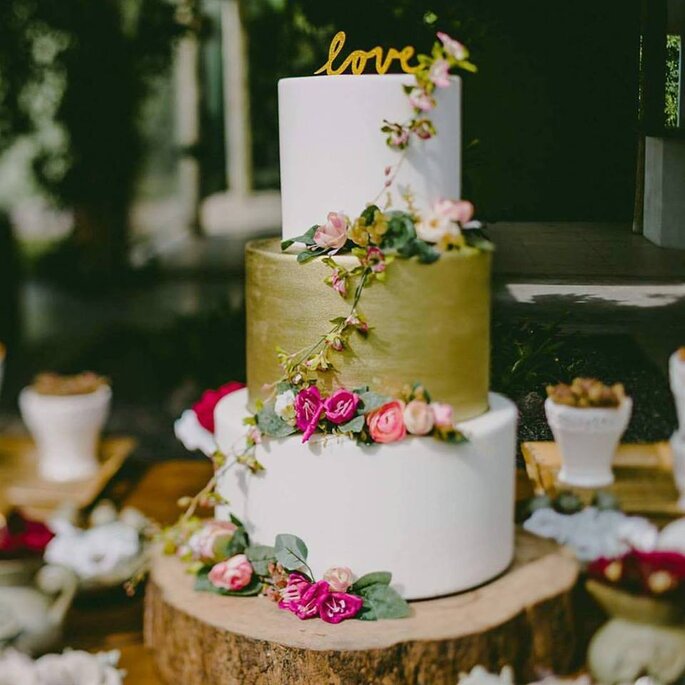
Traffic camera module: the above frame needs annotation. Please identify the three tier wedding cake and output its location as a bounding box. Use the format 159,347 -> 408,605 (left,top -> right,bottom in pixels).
173,31 -> 517,617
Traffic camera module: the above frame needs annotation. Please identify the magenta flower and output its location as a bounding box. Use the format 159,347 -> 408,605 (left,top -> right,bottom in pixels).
319,591 -> 363,624
278,572 -> 312,611
324,389 -> 360,425
295,386 -> 324,442
290,580 -> 331,620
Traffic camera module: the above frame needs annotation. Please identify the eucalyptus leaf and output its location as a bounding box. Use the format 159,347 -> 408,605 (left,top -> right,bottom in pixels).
359,390 -> 391,413
224,526 -> 249,557
274,533 -> 309,572
256,404 -> 297,438
355,583 -> 411,620
351,571 -> 392,592
338,415 -> 365,433
246,544 -> 277,577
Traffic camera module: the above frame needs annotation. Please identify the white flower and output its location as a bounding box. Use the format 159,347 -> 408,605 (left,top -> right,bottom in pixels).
174,408 -> 217,457
44,521 -> 140,580
0,650 -> 38,685
274,389 -> 297,424
0,649 -> 124,685
524,506 -> 658,562
416,211 -> 453,243
34,650 -> 124,685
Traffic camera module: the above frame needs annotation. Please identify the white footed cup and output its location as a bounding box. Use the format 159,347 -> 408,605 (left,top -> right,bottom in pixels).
671,432 -> 685,511
545,397 -> 633,489
19,385 -> 111,482
670,352 -> 685,431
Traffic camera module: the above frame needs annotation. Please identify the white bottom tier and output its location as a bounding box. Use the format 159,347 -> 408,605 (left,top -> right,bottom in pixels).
214,390 -> 517,600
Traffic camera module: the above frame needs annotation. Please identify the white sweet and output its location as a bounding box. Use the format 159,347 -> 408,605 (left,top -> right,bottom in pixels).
656,517 -> 685,553
174,408 -> 216,457
278,75 -> 461,240
214,389 -> 517,600
523,507 -> 658,562
458,666 -> 515,685
44,521 -> 140,580
0,649 -> 123,685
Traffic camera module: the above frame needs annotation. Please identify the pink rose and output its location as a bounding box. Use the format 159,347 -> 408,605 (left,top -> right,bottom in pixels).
314,211 -> 348,250
324,389 -> 359,425
433,198 -> 474,224
330,269 -> 348,297
403,400 -> 435,436
319,592 -> 363,624
361,246 -> 386,273
278,572 -> 312,611
208,553 -> 253,591
193,381 -> 246,433
437,32 -> 468,61
431,402 -> 454,428
295,386 -> 324,443
428,58 -> 451,88
367,400 -> 407,443
408,87 -> 435,112
323,566 -> 354,592
411,118 -> 436,141
187,520 -> 238,563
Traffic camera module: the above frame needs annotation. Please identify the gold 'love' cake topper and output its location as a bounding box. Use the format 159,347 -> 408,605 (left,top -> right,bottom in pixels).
315,31 -> 419,76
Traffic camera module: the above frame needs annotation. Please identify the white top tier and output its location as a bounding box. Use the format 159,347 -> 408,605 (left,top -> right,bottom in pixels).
278,74 -> 461,240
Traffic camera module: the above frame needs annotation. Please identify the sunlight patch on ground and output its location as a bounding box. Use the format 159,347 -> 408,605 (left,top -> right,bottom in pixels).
506,283 -> 685,308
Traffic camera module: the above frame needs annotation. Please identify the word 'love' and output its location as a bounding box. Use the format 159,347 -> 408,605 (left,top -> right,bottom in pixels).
315,31 -> 419,76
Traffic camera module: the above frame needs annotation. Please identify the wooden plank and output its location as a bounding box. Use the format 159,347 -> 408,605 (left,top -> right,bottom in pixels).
0,436 -> 135,520
521,441 -> 682,518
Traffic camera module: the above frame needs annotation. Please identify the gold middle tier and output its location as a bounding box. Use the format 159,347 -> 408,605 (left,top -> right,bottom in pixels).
246,238 -> 491,421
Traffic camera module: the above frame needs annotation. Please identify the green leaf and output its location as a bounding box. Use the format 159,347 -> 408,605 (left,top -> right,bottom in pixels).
338,415 -> 365,433
355,584 -> 411,620
223,526 -> 249,557
351,571 -> 392,593
256,404 -> 297,439
229,513 -> 245,529
360,204 -> 380,224
283,225 -> 318,250
194,567 -> 262,597
414,240 -> 441,264
382,211 -> 417,251
359,390 -> 391,413
274,533 -> 309,572
465,229 -> 495,252
246,544 -> 277,577
297,247 -> 326,264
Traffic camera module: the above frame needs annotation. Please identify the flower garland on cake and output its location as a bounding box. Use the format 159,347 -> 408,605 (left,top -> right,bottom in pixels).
161,517 -> 410,623
165,30 -> 480,623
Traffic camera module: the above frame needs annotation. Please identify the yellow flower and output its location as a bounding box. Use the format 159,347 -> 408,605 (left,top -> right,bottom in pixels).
367,210 -> 389,245
349,218 -> 370,247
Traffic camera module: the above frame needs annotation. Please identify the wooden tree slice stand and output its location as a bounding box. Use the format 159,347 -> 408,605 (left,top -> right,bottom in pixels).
145,530 -> 579,685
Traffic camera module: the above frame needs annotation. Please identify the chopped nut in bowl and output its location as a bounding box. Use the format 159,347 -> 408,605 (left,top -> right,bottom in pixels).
546,378 -> 625,408
19,372 -> 112,482
544,378 -> 632,489
31,372 -> 109,396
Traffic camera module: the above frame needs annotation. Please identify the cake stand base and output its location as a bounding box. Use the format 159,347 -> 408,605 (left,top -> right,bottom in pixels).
144,530 -> 579,685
